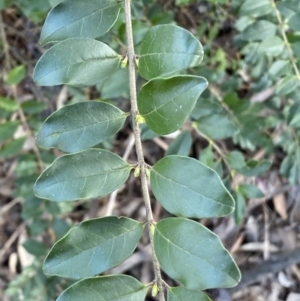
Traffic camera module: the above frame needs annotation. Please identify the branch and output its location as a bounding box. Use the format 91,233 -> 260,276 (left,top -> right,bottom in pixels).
123,1 -> 165,300
272,0 -> 300,80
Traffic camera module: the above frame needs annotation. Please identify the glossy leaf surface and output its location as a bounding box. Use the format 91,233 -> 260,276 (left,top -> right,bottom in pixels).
40,0 -> 121,45
150,156 -> 234,218
168,287 -> 212,301
33,38 -> 121,87
34,149 -> 131,202
37,101 -> 127,153
44,217 -> 144,278
57,275 -> 148,301
154,218 -> 241,290
139,25 -> 203,79
138,76 -> 207,135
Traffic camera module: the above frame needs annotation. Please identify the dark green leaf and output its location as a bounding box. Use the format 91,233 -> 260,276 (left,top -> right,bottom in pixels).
139,25 -> 204,79
240,21 -> 276,41
233,191 -> 246,224
239,159 -> 272,177
34,149 -> 132,202
21,100 -> 47,115
225,151 -> 246,171
0,121 -> 19,142
239,0 -> 272,17
199,145 -> 214,167
269,60 -> 291,78
276,75 -> 299,96
0,137 -> 25,158
288,13 -> 300,32
96,68 -> 129,99
40,0 -> 121,45
57,275 -> 148,301
33,38 -> 121,87
238,183 -> 264,199
6,65 -> 26,85
277,1 -> 299,19
168,287 -> 212,301
37,101 -> 127,153
150,156 -> 234,218
15,0 -> 50,23
154,218 -> 241,290
44,216 -> 144,278
192,97 -> 238,140
291,42 -> 300,58
166,131 -> 192,156
257,36 -> 284,57
138,76 -> 207,135
23,239 -> 48,256
280,151 -> 300,185
287,102 -> 300,126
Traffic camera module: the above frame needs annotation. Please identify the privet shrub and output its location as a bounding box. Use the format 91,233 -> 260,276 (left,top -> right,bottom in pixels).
33,0 -> 241,300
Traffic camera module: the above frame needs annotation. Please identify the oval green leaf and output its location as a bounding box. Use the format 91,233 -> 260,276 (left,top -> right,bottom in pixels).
168,287 -> 212,301
57,275 -> 148,301
0,121 -> 19,142
154,218 -> 241,290
257,36 -> 284,57
139,25 -> 204,80
33,38 -> 121,87
288,13 -> 300,32
239,0 -> 273,18
150,156 -> 234,218
44,216 -> 144,278
40,0 -> 121,45
276,75 -> 299,96
192,97 -> 239,140
37,101 -> 127,153
138,76 -> 207,135
240,20 -> 276,41
34,149 -> 132,202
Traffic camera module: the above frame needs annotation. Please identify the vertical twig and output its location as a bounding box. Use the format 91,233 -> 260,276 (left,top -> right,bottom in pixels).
123,1 -> 165,299
271,0 -> 300,80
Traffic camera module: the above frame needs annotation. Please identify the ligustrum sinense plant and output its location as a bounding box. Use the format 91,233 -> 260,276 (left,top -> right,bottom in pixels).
32,0 -> 241,300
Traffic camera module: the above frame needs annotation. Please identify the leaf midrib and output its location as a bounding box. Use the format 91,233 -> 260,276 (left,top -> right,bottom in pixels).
156,226 -> 237,282
140,84 -> 199,117
37,166 -> 130,191
43,115 -> 125,139
152,169 -> 233,208
36,56 -> 119,82
47,222 -> 142,270
44,2 -> 120,41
